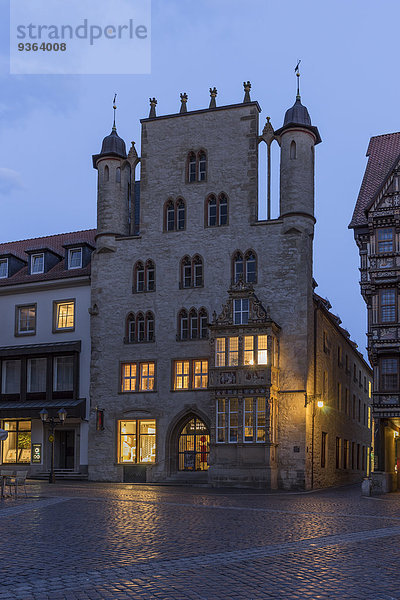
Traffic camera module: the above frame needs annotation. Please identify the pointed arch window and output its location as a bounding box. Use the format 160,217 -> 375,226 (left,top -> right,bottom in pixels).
193,255 -> 203,287
198,152 -> 207,181
232,250 -> 257,284
233,252 -> 244,283
245,251 -> 257,283
104,165 -> 109,182
134,261 -> 145,292
180,255 -> 204,289
188,152 -> 196,182
164,199 -> 186,232
125,312 -> 155,343
181,256 -> 192,289
290,140 -> 297,160
146,312 -> 155,342
177,308 -> 208,341
133,260 -> 156,293
206,193 -> 229,227
116,167 -> 121,183
187,150 -> 207,183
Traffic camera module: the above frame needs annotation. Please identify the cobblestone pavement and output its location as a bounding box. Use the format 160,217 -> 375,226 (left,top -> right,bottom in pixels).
1,482 -> 400,599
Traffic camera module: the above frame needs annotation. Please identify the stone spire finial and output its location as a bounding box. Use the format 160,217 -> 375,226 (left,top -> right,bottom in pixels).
243,81 -> 251,103
149,97 -> 157,118
209,87 -> 217,109
262,116 -> 275,145
128,141 -> 139,161
180,92 -> 188,113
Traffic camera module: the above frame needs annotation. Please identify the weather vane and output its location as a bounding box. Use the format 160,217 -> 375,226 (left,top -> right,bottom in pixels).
295,60 -> 301,99
112,93 -> 117,130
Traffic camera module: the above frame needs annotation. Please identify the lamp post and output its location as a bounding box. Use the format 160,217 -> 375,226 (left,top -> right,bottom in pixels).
39,408 -> 67,484
305,394 -> 324,490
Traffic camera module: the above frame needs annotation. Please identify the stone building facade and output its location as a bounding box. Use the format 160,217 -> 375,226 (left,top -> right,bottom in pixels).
88,83 -> 372,489
350,132 -> 400,492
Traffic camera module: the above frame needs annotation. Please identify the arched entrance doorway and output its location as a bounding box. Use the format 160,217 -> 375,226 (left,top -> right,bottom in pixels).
178,416 -> 210,471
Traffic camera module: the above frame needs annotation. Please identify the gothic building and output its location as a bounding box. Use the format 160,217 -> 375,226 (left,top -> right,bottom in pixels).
350,132 -> 400,492
88,82 -> 372,489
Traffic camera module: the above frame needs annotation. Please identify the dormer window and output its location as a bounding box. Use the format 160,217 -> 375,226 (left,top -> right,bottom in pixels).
68,248 -> 82,269
0,258 -> 8,278
31,253 -> 44,274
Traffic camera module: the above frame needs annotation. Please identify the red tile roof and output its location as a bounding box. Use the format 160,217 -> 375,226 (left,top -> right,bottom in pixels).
0,229 -> 96,287
349,132 -> 400,228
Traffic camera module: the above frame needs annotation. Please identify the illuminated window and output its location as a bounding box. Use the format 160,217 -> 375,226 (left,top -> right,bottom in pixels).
140,362 -> 155,391
0,258 -> 8,278
31,253 -> 44,274
1,360 -> 21,394
217,399 -> 226,442
68,248 -> 82,269
229,398 -> 238,442
121,363 -> 137,392
1,421 -> 31,464
193,360 -> 208,389
178,417 -> 209,471
174,360 -> 190,390
53,356 -> 74,391
368,381 -> 372,398
244,398 -> 254,442
216,338 -> 226,367
244,336 -> 254,365
54,300 -> 75,331
173,359 -> 208,390
256,397 -> 266,442
234,299 -> 249,325
16,304 -> 36,335
257,335 -> 268,365
118,419 -> 156,464
27,358 -> 46,393
228,337 -> 239,366
377,228 -> 393,253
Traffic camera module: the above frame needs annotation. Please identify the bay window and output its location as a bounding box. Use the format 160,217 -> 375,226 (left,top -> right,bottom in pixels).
216,397 -> 267,444
1,360 -> 21,394
54,356 -> 74,391
27,358 -> 46,393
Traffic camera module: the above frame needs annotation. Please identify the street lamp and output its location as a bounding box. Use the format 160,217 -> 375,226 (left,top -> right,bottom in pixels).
39,408 -> 67,484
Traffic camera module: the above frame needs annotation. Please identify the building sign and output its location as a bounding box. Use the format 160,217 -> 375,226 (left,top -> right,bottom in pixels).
32,443 -> 42,464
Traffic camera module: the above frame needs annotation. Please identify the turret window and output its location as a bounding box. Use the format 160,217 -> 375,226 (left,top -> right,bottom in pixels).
133,260 -> 156,293
104,165 -> 109,182
164,199 -> 186,231
290,140 -> 297,159
206,193 -> 229,227
116,167 -> 121,183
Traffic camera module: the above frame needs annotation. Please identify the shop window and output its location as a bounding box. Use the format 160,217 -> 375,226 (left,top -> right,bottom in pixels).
1,360 -> 21,394
2,421 -> 31,464
118,419 -> 156,464
15,304 -> 36,336
54,300 -> 75,331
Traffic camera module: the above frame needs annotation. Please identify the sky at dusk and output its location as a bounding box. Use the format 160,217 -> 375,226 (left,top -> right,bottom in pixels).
1,0 -> 399,358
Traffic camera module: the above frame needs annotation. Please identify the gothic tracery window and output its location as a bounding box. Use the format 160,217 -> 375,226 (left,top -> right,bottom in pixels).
232,250 -> 257,283
164,199 -> 186,231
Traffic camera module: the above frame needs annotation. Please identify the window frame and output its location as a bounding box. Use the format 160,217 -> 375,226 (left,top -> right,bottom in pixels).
377,228 -> 394,253
117,419 -> 156,464
380,356 -> 399,391
68,248 -> 83,270
173,358 -> 209,391
1,420 -> 32,465
53,299 -> 76,333
120,361 -> 156,393
30,253 -> 44,275
0,258 -> 8,279
53,355 -> 74,392
15,303 -> 37,337
379,288 -> 397,323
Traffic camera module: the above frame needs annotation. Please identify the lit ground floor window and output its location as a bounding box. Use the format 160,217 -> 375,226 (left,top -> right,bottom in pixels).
2,420 -> 31,464
118,420 -> 156,464
178,417 -> 209,471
